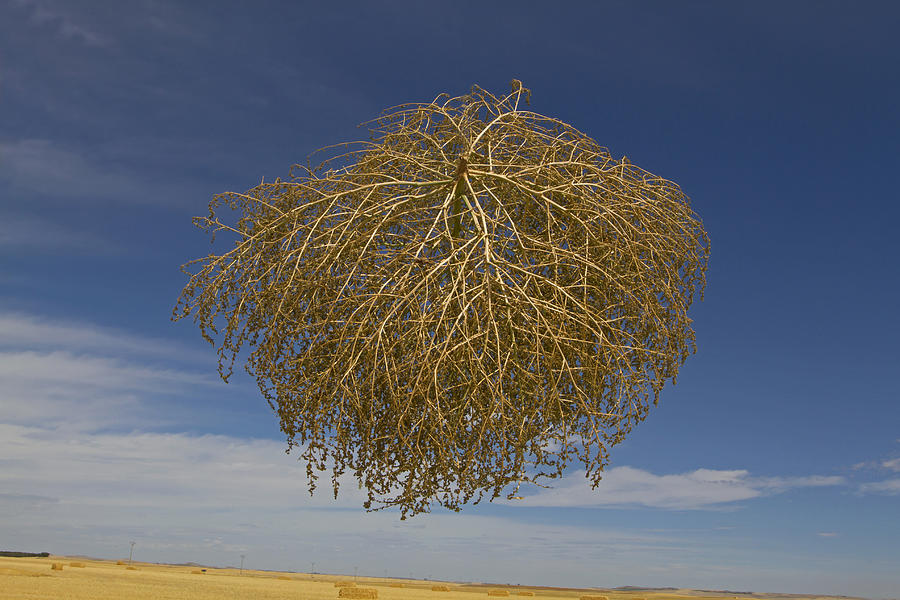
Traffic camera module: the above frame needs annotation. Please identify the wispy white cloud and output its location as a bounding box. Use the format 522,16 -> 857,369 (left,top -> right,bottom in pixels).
0,139 -> 146,202
0,424 -> 332,509
882,457 -> 900,472
817,532 -> 838,538
851,456 -> 900,472
0,350 -> 216,430
0,350 -> 212,392
0,308 -> 887,594
0,422 -> 733,586
505,466 -> 845,510
0,138 -> 208,206
859,479 -> 900,496
0,310 -> 207,360
139,2 -> 209,43
0,420 -> 880,592
0,310 -> 219,430
0,212 -> 116,253
10,0 -> 107,46
849,455 -> 900,496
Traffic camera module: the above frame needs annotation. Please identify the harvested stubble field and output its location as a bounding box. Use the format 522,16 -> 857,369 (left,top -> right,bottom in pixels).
0,556 -> 852,600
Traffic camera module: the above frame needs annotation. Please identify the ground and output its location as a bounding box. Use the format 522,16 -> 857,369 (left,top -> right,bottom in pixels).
0,555 -> 860,600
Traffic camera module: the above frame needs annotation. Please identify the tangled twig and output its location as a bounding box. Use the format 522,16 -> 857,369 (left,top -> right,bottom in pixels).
173,81 -> 710,518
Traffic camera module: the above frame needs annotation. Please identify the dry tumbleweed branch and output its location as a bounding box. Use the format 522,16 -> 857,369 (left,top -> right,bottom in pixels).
173,81 -> 710,518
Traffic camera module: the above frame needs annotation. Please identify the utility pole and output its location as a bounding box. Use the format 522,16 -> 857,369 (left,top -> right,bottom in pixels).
240,555 -> 245,576
311,561 -> 315,578
354,565 -> 358,581
128,541 -> 135,565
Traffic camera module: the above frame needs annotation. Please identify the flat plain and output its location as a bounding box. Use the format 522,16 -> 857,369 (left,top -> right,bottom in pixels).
0,556 -> 863,600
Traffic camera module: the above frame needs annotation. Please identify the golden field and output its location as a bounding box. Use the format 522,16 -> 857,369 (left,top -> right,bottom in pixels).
0,555 -> 854,600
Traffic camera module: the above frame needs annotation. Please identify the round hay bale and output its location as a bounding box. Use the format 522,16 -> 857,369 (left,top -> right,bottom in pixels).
191,569 -> 204,574
390,583 -> 405,588
125,566 -> 138,571
339,587 -> 379,599
335,581 -> 356,588
432,585 -> 451,592
69,562 -> 85,568
278,575 -> 292,580
515,593 -> 535,597
488,591 -> 510,597
50,563 -> 63,571
116,561 -> 125,565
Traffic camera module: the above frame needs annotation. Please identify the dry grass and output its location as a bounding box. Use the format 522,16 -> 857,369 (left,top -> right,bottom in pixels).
580,596 -> 608,600
335,581 -> 356,588
278,576 -> 292,580
515,592 -> 534,597
191,570 -> 204,575
488,591 -> 510,597
51,563 -> 63,571
339,587 -> 379,599
0,556 -> 832,600
389,583 -> 405,588
116,561 -> 125,565
432,585 -> 451,592
69,562 -> 86,568
126,567 -> 138,571
1,568 -> 49,578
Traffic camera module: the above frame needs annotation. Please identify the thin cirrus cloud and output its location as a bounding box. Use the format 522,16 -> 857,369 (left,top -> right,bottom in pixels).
0,350 -> 217,431
0,310 -> 208,360
0,307 -> 864,587
0,139 -> 206,206
0,308 -> 851,512
882,457 -> 900,471
848,456 -> 900,496
10,0 -> 107,46
0,350 -> 212,393
0,310 -> 218,430
0,139 -> 152,203
0,424 -> 329,510
858,479 -> 900,495
0,212 -> 116,254
0,421 -> 709,584
506,466 -> 845,510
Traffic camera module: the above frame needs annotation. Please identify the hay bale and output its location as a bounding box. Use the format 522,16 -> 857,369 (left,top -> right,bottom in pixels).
126,566 -> 138,571
335,581 -> 356,588
488,592 -> 510,597
191,569 -> 204,574
432,585 -> 451,592
339,587 -> 378,599
515,593 -> 535,597
51,563 -> 63,571
580,596 -> 608,600
389,583 -> 405,588
69,562 -> 86,568
116,561 -> 126,565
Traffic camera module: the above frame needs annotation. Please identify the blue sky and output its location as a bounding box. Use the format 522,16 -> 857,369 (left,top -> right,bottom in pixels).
1,0 -> 899,598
